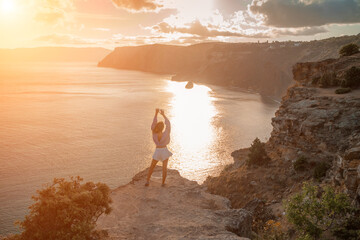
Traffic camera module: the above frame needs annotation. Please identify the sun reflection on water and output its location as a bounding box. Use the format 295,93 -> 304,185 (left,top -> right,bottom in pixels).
165,81 -> 220,181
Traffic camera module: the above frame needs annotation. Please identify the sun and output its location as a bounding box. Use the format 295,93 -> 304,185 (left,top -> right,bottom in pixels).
1,0 -> 16,14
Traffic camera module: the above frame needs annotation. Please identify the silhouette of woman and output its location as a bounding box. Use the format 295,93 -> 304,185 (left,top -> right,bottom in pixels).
145,108 -> 173,186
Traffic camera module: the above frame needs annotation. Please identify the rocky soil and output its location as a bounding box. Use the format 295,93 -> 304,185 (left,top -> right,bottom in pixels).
97,166 -> 252,240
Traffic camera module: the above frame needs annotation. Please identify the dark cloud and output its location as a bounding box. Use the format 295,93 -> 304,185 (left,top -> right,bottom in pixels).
273,26 -> 328,36
111,0 -> 163,12
214,0 -> 250,14
152,20 -> 269,38
250,0 -> 360,28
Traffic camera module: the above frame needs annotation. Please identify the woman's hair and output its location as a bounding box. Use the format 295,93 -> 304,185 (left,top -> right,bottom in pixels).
153,122 -> 164,134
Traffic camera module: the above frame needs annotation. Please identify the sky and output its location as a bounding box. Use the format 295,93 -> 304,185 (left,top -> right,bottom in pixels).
0,0 -> 359,49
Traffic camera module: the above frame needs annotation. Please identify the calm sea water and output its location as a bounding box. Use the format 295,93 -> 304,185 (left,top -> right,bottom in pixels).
0,62 -> 279,234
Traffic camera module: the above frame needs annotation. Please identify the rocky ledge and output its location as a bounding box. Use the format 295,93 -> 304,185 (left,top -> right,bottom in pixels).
97,166 -> 252,240
205,53 -> 360,226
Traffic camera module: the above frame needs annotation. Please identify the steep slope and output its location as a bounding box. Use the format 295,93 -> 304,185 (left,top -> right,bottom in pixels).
205,53 -> 360,227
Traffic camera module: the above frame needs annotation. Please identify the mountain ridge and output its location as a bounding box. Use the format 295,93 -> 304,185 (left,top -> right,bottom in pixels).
98,34 -> 360,98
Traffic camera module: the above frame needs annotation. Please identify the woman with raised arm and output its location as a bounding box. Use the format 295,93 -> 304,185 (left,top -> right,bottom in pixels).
145,108 -> 173,187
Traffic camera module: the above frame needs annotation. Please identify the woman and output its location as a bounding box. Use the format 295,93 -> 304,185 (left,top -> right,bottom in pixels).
145,108 -> 173,187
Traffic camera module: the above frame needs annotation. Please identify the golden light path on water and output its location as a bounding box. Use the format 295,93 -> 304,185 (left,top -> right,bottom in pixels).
164,81 -> 221,180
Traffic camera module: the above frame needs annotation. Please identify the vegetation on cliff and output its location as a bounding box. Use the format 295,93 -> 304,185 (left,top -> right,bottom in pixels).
3,177 -> 112,240
343,66 -> 360,88
247,138 -> 270,166
284,182 -> 360,240
206,49 -> 360,240
339,43 -> 359,57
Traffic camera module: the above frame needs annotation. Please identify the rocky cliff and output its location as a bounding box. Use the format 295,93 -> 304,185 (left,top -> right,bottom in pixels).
97,166 -> 252,240
98,34 -> 360,98
205,52 -> 360,230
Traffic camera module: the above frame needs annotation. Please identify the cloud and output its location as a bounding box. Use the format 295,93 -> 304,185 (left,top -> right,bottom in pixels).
111,0 -> 163,12
34,8 -> 67,25
250,0 -> 360,28
272,26 -> 328,36
33,0 -> 77,27
93,28 -> 111,32
153,20 -> 240,37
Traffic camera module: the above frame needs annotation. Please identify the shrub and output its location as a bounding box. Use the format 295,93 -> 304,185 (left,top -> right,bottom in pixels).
313,161 -> 330,180
293,156 -> 308,172
335,87 -> 351,94
332,213 -> 360,240
247,138 -> 270,166
255,219 -> 288,240
7,177 -> 112,240
339,43 -> 359,57
284,182 -> 357,239
343,66 -> 360,88
311,76 -> 320,86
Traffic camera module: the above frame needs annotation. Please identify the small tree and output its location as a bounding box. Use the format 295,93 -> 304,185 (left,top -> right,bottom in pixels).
339,43 -> 359,57
313,161 -> 330,181
343,66 -> 360,88
293,156 -> 308,172
284,182 -> 357,240
7,177 -> 112,240
247,138 -> 270,166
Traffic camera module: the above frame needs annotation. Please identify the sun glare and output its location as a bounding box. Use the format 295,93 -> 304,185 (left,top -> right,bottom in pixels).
1,0 -> 16,14
165,81 -> 220,180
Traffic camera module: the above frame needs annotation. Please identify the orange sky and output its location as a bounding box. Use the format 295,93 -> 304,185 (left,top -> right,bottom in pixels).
0,0 -> 359,49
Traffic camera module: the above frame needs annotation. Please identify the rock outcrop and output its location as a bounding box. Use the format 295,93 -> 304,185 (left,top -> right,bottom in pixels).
205,52 -> 360,225
97,166 -> 252,240
293,52 -> 360,86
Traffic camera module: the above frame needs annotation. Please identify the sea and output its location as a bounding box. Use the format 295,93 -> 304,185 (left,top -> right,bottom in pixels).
0,62 -> 279,234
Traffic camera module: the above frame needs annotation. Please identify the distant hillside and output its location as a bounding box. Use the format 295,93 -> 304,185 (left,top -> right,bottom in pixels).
0,47 -> 111,63
98,34 -> 360,98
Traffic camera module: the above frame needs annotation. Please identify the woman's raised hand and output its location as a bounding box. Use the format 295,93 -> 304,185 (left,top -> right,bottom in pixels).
160,109 -> 165,116
156,108 -> 160,114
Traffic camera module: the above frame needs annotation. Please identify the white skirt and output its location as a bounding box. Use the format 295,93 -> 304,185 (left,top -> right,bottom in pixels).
152,147 -> 173,162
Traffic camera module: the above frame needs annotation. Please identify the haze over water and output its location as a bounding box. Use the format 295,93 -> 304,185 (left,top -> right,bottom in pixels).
0,62 -> 279,234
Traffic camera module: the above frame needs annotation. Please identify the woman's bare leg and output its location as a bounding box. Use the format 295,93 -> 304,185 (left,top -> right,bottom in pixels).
162,159 -> 168,186
145,159 -> 158,186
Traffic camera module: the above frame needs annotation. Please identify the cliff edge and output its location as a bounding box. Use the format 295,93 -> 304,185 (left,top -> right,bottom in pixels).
96,166 -> 252,240
205,52 -> 360,229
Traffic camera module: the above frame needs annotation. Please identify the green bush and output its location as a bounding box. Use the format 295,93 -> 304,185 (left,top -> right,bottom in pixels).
339,43 -> 359,57
343,66 -> 360,88
247,138 -> 270,166
335,87 -> 351,94
319,73 -> 338,88
6,177 -> 112,240
294,156 -> 308,172
313,162 -> 330,180
332,213 -> 360,240
311,76 -> 320,86
284,182 -> 358,239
